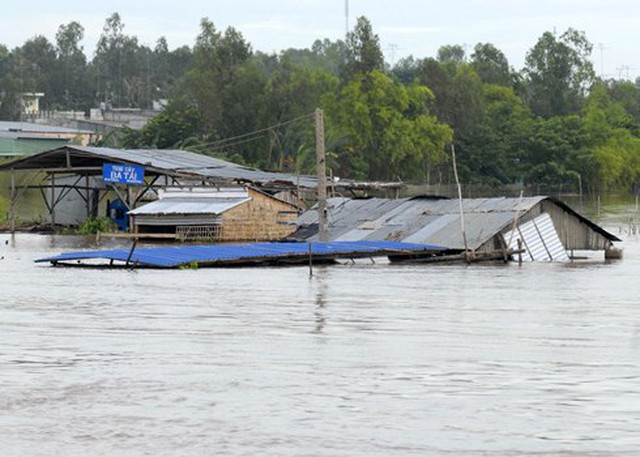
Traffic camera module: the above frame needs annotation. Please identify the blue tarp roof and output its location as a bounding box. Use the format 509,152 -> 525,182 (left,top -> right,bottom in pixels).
36,241 -> 446,268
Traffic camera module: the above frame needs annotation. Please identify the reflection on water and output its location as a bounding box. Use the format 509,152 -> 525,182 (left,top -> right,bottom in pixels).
1,205 -> 639,456
313,268 -> 329,335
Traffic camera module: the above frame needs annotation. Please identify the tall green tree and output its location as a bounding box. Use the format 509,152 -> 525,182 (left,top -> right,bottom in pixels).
182,18 -> 269,163
458,84 -> 532,185
93,13 -> 141,107
523,28 -> 595,117
325,69 -> 452,181
55,21 -> 89,110
343,16 -> 384,81
470,42 -> 511,86
0,48 -> 21,120
582,84 -> 640,190
265,57 -> 338,171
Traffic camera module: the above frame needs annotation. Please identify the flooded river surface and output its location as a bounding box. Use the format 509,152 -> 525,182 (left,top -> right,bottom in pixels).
1,204 -> 639,456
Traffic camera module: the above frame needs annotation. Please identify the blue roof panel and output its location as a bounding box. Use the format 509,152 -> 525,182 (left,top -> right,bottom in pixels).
36,241 -> 446,268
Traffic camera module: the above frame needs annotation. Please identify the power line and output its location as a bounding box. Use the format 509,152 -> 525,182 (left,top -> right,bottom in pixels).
190,112 -> 316,151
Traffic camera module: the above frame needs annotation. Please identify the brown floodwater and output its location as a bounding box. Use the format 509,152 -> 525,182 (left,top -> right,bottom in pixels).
1,202 -> 639,456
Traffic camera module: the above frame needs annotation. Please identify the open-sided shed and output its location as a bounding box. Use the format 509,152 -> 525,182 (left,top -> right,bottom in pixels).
0,145 -> 317,231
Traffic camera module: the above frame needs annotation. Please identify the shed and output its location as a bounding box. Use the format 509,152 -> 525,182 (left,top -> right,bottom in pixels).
293,196 -> 621,261
0,145 -> 318,230
128,187 -> 298,242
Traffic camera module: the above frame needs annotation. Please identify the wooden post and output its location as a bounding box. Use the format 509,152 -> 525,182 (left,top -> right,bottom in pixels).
50,173 -> 56,227
518,239 -> 523,266
315,107 -> 329,242
9,169 -> 16,234
85,174 -> 91,218
126,238 -> 138,269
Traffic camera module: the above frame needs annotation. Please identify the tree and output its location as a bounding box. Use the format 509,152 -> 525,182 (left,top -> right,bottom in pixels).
118,97 -> 203,149
470,42 -> 511,86
416,58 -> 484,139
608,79 -> 640,129
437,44 -> 466,66
181,19 -> 272,164
520,115 -> 587,191
582,84 -> 640,190
55,21 -> 88,110
265,57 -> 338,171
93,13 -> 141,107
523,28 -> 596,117
391,55 -> 418,85
325,69 -> 452,181
343,16 -> 384,81
0,45 -> 21,120
457,84 -> 532,185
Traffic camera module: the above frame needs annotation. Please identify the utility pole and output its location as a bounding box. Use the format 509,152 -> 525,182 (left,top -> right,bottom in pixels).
387,43 -> 398,67
597,43 -> 608,78
315,108 -> 329,242
345,0 -> 349,36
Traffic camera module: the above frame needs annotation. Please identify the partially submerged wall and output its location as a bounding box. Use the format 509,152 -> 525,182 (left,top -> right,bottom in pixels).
219,188 -> 298,241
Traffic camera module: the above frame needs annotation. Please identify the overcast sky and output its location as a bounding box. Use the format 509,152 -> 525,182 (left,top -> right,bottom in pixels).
2,0 -> 639,80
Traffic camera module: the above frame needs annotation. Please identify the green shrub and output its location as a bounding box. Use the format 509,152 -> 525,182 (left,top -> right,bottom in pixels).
77,216 -> 116,234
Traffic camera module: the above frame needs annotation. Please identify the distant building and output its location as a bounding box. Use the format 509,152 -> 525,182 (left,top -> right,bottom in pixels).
20,92 -> 45,116
0,121 -> 94,157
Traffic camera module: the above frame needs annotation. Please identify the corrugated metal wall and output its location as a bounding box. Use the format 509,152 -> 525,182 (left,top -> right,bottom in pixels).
535,201 -> 611,250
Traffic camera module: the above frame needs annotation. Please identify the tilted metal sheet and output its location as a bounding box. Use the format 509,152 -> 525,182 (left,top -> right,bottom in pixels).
505,212 -> 569,261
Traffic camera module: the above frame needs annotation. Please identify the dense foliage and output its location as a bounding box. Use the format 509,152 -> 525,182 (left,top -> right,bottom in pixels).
2,13 -> 640,192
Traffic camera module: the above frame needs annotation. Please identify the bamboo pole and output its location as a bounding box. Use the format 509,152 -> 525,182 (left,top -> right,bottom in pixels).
451,145 -> 470,262
315,107 -> 329,242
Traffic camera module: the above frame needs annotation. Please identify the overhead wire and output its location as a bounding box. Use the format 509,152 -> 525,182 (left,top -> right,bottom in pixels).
185,112 -> 316,153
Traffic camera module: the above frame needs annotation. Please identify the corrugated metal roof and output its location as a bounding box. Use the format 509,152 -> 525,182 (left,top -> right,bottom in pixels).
77,145 -> 319,187
128,196 -> 250,216
0,121 -> 92,134
36,241 -> 447,268
298,196 -> 555,250
0,145 -> 319,188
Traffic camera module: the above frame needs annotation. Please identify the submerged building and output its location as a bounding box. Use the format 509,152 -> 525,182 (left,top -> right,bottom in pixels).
293,196 -> 621,261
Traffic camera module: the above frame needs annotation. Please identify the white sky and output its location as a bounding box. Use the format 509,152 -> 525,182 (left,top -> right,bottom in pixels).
2,0 -> 639,80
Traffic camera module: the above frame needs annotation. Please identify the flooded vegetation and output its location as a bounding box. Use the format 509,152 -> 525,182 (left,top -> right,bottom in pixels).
1,202 -> 639,455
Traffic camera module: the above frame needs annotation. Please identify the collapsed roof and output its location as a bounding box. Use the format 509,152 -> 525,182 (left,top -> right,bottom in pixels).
294,196 -> 620,252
